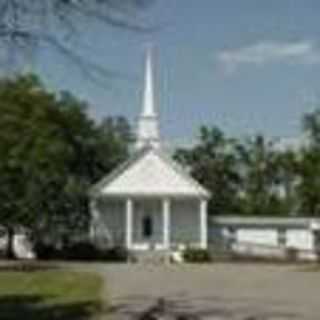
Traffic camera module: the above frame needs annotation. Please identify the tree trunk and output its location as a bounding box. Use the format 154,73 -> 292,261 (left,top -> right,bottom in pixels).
6,226 -> 16,259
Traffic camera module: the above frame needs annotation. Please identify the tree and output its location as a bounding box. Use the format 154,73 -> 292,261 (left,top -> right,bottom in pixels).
0,74 -> 131,257
0,0 -> 154,75
296,109 -> 320,216
175,126 -> 241,215
0,75 -> 63,256
236,135 -> 284,215
274,149 -> 299,215
296,150 -> 320,215
303,109 -> 320,148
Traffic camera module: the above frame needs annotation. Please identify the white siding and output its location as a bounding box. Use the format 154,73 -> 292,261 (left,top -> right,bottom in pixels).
286,230 -> 317,260
232,228 -> 281,257
236,228 -> 278,247
286,229 -> 314,250
210,220 -> 319,260
94,199 -> 125,248
171,199 -> 200,247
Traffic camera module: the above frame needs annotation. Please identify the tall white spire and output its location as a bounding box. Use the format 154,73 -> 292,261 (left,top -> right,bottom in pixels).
143,45 -> 156,117
136,46 -> 161,150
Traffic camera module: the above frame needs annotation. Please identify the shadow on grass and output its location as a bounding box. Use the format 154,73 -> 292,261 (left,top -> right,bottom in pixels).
0,295 -> 102,320
0,262 -> 60,272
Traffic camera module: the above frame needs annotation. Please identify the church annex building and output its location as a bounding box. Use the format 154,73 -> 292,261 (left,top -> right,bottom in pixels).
89,49 -> 210,252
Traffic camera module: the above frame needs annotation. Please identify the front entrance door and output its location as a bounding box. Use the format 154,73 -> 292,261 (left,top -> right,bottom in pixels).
133,199 -> 161,250
142,215 -> 153,239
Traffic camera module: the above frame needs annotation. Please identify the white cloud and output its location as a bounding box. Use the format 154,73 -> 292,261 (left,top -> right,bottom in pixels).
217,40 -> 320,73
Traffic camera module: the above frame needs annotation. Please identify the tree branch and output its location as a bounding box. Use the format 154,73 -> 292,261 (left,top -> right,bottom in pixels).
0,0 -> 156,80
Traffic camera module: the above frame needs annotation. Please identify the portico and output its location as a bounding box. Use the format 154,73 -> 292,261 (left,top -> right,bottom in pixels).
90,191 -> 209,251
123,197 -> 208,250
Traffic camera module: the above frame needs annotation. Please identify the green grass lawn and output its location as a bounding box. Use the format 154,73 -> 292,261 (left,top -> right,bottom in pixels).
0,268 -> 104,320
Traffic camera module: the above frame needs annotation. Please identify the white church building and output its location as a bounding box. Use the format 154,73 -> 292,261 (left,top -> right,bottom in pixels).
88,49 -> 320,262
89,49 -> 210,253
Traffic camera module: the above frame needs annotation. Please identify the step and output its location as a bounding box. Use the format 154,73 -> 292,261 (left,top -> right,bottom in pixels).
133,250 -> 171,264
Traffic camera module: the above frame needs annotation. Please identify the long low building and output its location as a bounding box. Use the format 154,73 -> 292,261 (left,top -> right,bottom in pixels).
209,216 -> 320,261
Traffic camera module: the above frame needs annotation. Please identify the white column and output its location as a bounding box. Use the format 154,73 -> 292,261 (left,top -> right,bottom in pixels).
163,198 -> 171,249
126,198 -> 133,250
200,199 -> 208,249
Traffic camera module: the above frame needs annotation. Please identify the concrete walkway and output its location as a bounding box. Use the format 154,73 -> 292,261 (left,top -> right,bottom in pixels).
84,263 -> 320,320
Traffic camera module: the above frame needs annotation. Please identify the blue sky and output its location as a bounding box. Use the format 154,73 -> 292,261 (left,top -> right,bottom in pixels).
34,0 -> 320,144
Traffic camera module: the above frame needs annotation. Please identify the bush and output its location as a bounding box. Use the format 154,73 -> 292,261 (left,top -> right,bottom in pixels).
35,241 -> 99,261
63,242 -> 100,261
35,240 -> 130,262
183,248 -> 212,263
34,241 -> 61,260
100,246 -> 129,262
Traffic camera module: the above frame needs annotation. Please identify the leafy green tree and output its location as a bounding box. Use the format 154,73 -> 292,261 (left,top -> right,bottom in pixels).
236,135 -> 284,215
274,149 -> 299,215
296,150 -> 320,215
175,126 -> 241,215
296,109 -> 320,216
0,74 -> 131,257
303,109 -> 320,148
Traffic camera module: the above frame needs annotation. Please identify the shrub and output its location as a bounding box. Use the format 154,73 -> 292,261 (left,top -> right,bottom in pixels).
35,240 -> 130,262
183,248 -> 212,263
63,242 -> 100,261
64,243 -> 129,262
100,246 -> 129,262
34,241 -> 61,260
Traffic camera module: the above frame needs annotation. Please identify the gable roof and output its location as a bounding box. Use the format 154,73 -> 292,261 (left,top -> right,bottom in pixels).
89,147 -> 210,199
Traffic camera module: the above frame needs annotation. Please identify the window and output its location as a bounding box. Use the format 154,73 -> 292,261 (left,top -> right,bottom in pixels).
143,216 -> 153,238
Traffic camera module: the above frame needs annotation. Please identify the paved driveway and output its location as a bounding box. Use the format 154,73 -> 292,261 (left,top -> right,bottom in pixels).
85,263 -> 320,320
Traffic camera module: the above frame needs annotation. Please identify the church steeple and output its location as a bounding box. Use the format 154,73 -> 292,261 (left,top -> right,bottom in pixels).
136,46 -> 161,150
142,45 -> 156,117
